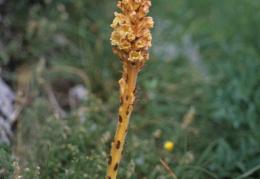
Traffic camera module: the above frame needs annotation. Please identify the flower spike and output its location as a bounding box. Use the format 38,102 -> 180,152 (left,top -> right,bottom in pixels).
106,0 -> 153,178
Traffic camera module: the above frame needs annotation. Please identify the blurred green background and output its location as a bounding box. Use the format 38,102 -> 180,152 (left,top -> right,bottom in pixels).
0,0 -> 260,178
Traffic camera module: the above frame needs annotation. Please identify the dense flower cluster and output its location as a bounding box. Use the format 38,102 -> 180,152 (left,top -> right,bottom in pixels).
111,0 -> 154,63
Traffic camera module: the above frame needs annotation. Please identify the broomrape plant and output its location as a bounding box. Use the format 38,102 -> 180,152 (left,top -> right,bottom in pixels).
106,0 -> 153,178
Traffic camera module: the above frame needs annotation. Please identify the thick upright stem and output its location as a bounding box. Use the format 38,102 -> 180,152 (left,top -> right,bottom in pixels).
106,62 -> 138,179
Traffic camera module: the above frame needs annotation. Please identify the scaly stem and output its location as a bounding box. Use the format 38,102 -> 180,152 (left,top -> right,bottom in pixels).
106,61 -> 138,179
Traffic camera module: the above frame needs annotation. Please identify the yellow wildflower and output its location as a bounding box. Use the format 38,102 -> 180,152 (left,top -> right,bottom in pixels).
164,141 -> 174,151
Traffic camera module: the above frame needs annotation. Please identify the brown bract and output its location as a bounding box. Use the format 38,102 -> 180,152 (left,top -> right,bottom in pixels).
110,0 -> 154,63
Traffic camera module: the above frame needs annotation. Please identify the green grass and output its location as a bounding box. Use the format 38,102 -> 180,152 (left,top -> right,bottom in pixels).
0,0 -> 260,178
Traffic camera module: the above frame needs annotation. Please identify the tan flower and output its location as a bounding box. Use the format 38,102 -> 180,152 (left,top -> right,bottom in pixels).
135,37 -> 147,49
117,26 -> 133,39
128,51 -> 144,62
138,17 -> 154,29
127,32 -> 135,42
111,12 -> 130,28
118,40 -> 132,51
111,31 -> 120,46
